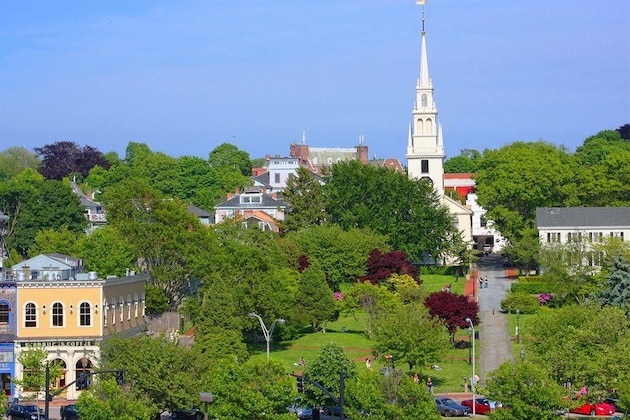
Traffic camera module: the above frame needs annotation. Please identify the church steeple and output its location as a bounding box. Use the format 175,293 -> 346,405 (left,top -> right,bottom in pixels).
406,0 -> 445,196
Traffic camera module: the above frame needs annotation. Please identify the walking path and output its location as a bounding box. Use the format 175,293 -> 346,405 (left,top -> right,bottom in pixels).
474,254 -> 514,387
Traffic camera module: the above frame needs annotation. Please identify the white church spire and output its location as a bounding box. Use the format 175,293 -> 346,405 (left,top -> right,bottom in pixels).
406,0 -> 445,196
419,5 -> 431,89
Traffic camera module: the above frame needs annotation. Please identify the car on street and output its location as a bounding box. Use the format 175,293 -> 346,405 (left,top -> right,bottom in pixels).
460,398 -> 496,415
570,401 -> 616,416
434,397 -> 470,417
286,398 -> 313,419
605,397 -> 624,413
6,404 -> 48,420
60,403 -> 80,419
171,408 -> 203,420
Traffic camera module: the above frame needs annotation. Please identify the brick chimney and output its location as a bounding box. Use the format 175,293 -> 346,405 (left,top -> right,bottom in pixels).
357,145 -> 368,164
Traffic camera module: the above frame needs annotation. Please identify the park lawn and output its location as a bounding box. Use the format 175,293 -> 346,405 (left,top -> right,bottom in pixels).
507,310 -> 538,362
420,273 -> 467,295
420,329 -> 479,393
250,313 -> 476,392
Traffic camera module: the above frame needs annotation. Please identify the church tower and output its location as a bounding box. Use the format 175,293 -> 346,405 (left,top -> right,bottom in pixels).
406,2 -> 445,196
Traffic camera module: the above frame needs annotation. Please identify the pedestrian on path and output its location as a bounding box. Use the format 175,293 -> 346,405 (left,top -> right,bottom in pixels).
427,377 -> 433,393
484,276 -> 489,288
455,269 -> 460,282
479,276 -> 483,289
366,358 -> 371,369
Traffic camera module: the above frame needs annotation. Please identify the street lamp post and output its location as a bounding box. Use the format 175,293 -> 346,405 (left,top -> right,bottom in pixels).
199,392 -> 214,420
516,309 -> 521,344
249,312 -> 285,359
466,317 -> 476,417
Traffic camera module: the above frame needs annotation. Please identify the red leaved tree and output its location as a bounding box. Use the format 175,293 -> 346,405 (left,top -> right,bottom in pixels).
356,249 -> 419,285
424,291 -> 479,342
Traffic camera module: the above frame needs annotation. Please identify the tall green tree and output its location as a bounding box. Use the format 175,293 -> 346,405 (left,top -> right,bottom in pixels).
208,143 -> 253,193
292,267 -> 337,331
287,224 -> 389,290
325,160 -> 456,260
280,166 -> 328,232
103,179 -> 220,310
345,369 -> 441,420
303,343 -> 357,408
371,301 -> 449,371
444,148 -> 481,173
0,171 -> 86,256
206,359 -> 295,419
527,305 -> 630,393
475,141 -> 581,240
76,377 -> 153,420
100,334 -> 212,417
484,361 -> 569,420
591,255 -> 630,319
0,146 -> 40,182
73,226 -> 136,277
28,225 -> 80,257
574,129 -> 630,167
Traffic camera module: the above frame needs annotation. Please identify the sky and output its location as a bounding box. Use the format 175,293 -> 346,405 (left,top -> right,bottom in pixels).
1,0 -> 629,164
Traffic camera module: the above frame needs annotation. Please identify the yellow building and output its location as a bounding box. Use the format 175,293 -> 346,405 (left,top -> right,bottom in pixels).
11,254 -> 146,400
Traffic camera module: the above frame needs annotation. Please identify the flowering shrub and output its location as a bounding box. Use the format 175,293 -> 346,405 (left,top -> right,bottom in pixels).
333,292 -> 344,301
538,293 -> 553,305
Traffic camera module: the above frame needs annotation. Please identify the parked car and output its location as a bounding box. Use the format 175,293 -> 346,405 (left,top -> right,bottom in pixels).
171,408 -> 203,420
570,401 -> 616,416
460,398 -> 496,415
434,397 -> 470,417
7,404 -> 48,420
286,398 -> 313,419
605,397 -> 624,413
60,403 -> 80,420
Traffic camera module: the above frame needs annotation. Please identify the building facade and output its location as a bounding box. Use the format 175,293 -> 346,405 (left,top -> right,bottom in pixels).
8,254 -> 146,400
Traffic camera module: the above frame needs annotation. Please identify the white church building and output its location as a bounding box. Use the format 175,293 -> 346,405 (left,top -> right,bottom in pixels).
405,5 -> 474,249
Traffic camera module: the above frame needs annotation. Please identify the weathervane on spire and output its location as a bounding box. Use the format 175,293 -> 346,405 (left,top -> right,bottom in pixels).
416,0 -> 426,32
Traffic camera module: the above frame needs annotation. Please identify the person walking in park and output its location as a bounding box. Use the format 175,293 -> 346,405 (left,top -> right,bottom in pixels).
427,377 -> 434,393
455,269 -> 460,282
366,358 -> 371,369
484,276 -> 489,288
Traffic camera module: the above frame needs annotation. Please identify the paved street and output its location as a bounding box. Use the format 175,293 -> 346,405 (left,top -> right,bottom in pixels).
475,253 -> 514,387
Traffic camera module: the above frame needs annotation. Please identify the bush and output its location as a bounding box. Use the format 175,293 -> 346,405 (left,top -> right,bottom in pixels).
500,292 -> 540,314
511,281 -> 558,294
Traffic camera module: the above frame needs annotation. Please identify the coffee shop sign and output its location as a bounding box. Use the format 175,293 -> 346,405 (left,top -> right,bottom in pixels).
20,340 -> 97,347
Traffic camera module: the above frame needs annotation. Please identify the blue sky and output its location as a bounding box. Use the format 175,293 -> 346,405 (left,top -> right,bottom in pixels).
1,0 -> 629,163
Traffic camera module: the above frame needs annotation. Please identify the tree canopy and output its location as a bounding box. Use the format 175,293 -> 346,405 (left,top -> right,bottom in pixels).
324,160 -> 456,260
34,141 -> 110,181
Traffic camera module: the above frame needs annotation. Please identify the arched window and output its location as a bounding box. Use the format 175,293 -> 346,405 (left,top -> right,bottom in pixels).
79,302 -> 91,326
426,118 -> 433,134
25,303 -> 37,328
0,302 -> 9,327
52,302 -> 64,326
75,358 -> 93,390
421,94 -> 427,107
103,299 -> 109,327
312,157 -> 318,165
53,359 -> 67,389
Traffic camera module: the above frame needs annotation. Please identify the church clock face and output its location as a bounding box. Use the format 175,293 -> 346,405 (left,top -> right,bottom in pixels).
420,176 -> 433,186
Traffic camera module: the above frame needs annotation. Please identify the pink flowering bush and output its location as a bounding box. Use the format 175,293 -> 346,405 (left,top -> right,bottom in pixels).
538,293 -> 552,305
333,292 -> 344,301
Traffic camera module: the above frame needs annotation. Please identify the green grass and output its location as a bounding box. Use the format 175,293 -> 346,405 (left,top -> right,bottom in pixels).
421,273 -> 467,295
249,311 -> 476,392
